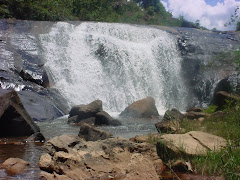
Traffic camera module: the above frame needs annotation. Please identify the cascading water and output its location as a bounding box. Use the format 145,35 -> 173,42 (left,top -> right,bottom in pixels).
40,22 -> 187,114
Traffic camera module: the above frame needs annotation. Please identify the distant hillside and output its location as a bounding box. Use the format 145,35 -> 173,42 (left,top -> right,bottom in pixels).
0,0 -> 197,28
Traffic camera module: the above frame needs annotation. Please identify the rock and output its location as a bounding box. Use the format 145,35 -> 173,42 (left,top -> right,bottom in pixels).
129,133 -> 160,143
39,134 -> 160,180
18,90 -> 66,121
39,154 -> 54,173
78,123 -> 113,141
26,132 -> 45,142
0,89 -> 40,137
1,158 -> 29,175
68,116 -> 95,125
40,171 -> 72,180
120,97 -> 159,118
155,120 -> 180,134
186,107 -> 204,113
162,108 -> 184,121
157,131 -> 227,161
184,111 -> 208,120
171,160 -> 193,173
213,74 -> 240,95
68,100 -> 102,124
212,91 -> 239,110
95,111 -> 122,126
69,100 -> 102,118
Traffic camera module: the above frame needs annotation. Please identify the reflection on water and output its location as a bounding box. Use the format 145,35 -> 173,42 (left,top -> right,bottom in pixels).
0,115 -> 160,179
0,139 -> 44,180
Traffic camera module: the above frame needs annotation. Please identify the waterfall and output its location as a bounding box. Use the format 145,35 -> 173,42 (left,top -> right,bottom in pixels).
40,22 -> 187,113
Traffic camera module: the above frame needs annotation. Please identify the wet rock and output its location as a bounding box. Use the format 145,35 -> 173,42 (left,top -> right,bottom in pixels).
39,134 -> 160,180
78,123 -> 113,141
19,68 -> 49,88
26,132 -> 45,142
162,108 -> 184,121
0,89 -> 40,137
120,97 -> 159,118
212,91 -> 239,110
18,90 -> 66,121
1,158 -> 29,175
157,131 -> 227,161
95,111 -> 122,126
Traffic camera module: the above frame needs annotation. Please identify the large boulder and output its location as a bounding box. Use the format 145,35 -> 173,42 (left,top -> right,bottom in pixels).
68,101 -> 121,126
157,131 -> 227,161
39,134 -> 161,180
0,89 -> 40,137
120,97 -> 159,118
69,100 -> 102,118
78,123 -> 113,141
68,100 -> 102,124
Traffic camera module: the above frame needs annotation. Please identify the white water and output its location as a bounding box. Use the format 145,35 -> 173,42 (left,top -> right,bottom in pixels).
40,22 -> 187,114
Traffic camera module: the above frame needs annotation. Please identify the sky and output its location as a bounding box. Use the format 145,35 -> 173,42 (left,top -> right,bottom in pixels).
161,0 -> 240,30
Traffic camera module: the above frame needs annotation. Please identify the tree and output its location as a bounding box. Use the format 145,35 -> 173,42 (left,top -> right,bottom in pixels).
225,6 -> 240,31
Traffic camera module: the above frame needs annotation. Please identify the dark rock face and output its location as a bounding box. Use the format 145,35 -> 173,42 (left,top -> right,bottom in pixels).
159,27 -> 240,108
162,108 -> 184,122
212,91 -> 239,110
120,97 -> 159,118
0,89 -> 40,137
95,111 -> 122,126
78,123 -> 113,141
212,74 -> 240,102
0,19 -> 68,121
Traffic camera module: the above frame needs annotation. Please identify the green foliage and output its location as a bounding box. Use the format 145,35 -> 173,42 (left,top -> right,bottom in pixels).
0,0 -> 189,27
192,146 -> 240,179
225,5 -> 240,31
176,100 -> 240,178
203,105 -> 217,114
237,22 -> 240,31
0,5 -> 11,18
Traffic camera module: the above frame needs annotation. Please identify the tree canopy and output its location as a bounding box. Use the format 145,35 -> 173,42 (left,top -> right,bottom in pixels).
0,0 -> 196,28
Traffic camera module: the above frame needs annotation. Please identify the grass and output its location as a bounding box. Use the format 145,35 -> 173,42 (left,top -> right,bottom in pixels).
174,101 -> 240,179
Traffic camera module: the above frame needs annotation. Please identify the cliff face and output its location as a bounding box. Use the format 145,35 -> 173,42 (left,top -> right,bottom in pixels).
0,19 -> 239,115
155,26 -> 240,107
